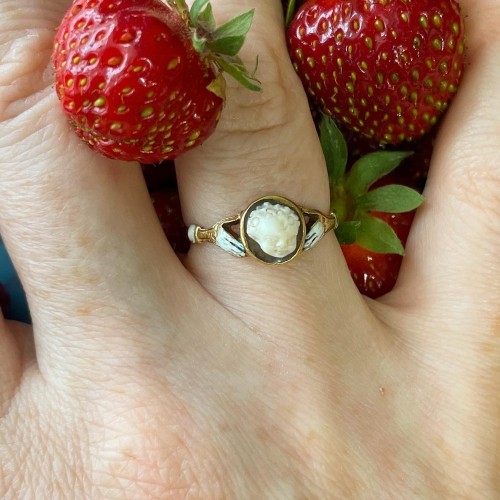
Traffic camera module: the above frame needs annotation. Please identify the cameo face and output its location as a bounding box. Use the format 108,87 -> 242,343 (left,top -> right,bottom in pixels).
241,196 -> 306,264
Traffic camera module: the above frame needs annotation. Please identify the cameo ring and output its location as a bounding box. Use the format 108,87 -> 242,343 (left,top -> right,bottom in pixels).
187,195 -> 338,265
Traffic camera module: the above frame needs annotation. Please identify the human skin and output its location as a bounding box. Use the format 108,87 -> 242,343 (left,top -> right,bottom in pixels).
0,0 -> 498,498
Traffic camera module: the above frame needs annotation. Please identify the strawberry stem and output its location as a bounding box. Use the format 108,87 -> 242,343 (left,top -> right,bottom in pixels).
186,0 -> 261,92
284,0 -> 297,26
214,55 -> 261,92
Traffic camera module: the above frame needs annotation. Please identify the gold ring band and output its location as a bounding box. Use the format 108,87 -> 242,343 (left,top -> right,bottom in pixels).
187,195 -> 337,265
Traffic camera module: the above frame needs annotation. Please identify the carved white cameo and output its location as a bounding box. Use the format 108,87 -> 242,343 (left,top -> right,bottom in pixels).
246,202 -> 300,258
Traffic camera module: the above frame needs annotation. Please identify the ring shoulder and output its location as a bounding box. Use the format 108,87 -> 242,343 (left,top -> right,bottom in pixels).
188,214 -> 246,257
302,208 -> 338,251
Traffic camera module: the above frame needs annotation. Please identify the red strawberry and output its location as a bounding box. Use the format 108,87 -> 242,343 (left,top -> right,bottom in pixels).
341,210 -> 415,298
150,187 -> 190,255
320,115 -> 425,297
287,0 -> 465,144
53,0 -> 260,163
337,128 -> 432,297
339,144 -> 425,299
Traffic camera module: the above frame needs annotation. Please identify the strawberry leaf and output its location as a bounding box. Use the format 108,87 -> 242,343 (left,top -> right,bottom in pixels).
192,32 -> 206,53
194,6 -> 260,91
358,185 -> 425,213
206,73 -> 226,99
320,115 -> 348,186
335,221 -> 361,245
208,36 -> 246,57
189,0 -> 210,25
356,214 -> 405,255
212,10 -> 255,42
346,150 -> 413,198
197,2 -> 216,31
215,55 -> 261,91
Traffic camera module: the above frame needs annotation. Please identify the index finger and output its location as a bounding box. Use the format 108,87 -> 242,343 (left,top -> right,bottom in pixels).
0,0 -> 188,378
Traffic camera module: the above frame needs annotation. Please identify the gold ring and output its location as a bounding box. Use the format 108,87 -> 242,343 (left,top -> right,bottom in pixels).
187,195 -> 337,265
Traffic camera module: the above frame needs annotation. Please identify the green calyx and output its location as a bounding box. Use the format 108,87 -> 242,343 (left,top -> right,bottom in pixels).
321,115 -> 425,255
168,0 -> 190,19
283,0 -> 297,26
184,0 -> 261,92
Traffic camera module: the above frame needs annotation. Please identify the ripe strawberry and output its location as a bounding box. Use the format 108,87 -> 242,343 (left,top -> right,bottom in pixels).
338,129 -> 435,297
341,210 -> 415,298
287,0 -> 465,144
150,187 -> 190,255
320,115 -> 425,297
53,0 -> 260,163
339,154 -> 425,299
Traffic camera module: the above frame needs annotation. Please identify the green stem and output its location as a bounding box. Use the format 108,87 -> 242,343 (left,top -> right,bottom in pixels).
285,0 -> 296,26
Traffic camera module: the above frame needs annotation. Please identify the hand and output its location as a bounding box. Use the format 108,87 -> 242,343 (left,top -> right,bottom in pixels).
0,0 -> 498,498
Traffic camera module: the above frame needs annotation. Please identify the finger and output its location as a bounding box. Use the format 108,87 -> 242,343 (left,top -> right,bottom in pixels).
390,0 -> 500,329
0,2 -> 188,370
178,0 -> 330,219
176,0 -> 353,323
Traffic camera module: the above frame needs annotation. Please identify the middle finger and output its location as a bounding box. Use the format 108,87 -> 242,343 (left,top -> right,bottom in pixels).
176,0 -> 352,323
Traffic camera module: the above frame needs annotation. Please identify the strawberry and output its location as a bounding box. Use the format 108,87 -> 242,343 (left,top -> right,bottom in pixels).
338,130 -> 435,297
287,0 -> 465,144
150,187 -> 190,255
53,0 -> 260,163
320,114 -> 426,297
340,210 -> 415,298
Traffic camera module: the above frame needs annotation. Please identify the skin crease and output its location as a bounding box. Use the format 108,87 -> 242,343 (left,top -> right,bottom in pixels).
0,0 -> 498,497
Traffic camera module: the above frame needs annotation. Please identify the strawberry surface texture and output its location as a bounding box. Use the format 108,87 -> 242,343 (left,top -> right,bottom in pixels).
287,0 -> 465,144
53,0 -> 259,162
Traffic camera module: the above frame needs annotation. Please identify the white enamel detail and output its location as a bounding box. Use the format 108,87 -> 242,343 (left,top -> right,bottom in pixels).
187,225 -> 197,243
246,202 -> 300,258
215,227 -> 246,257
304,220 -> 325,251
